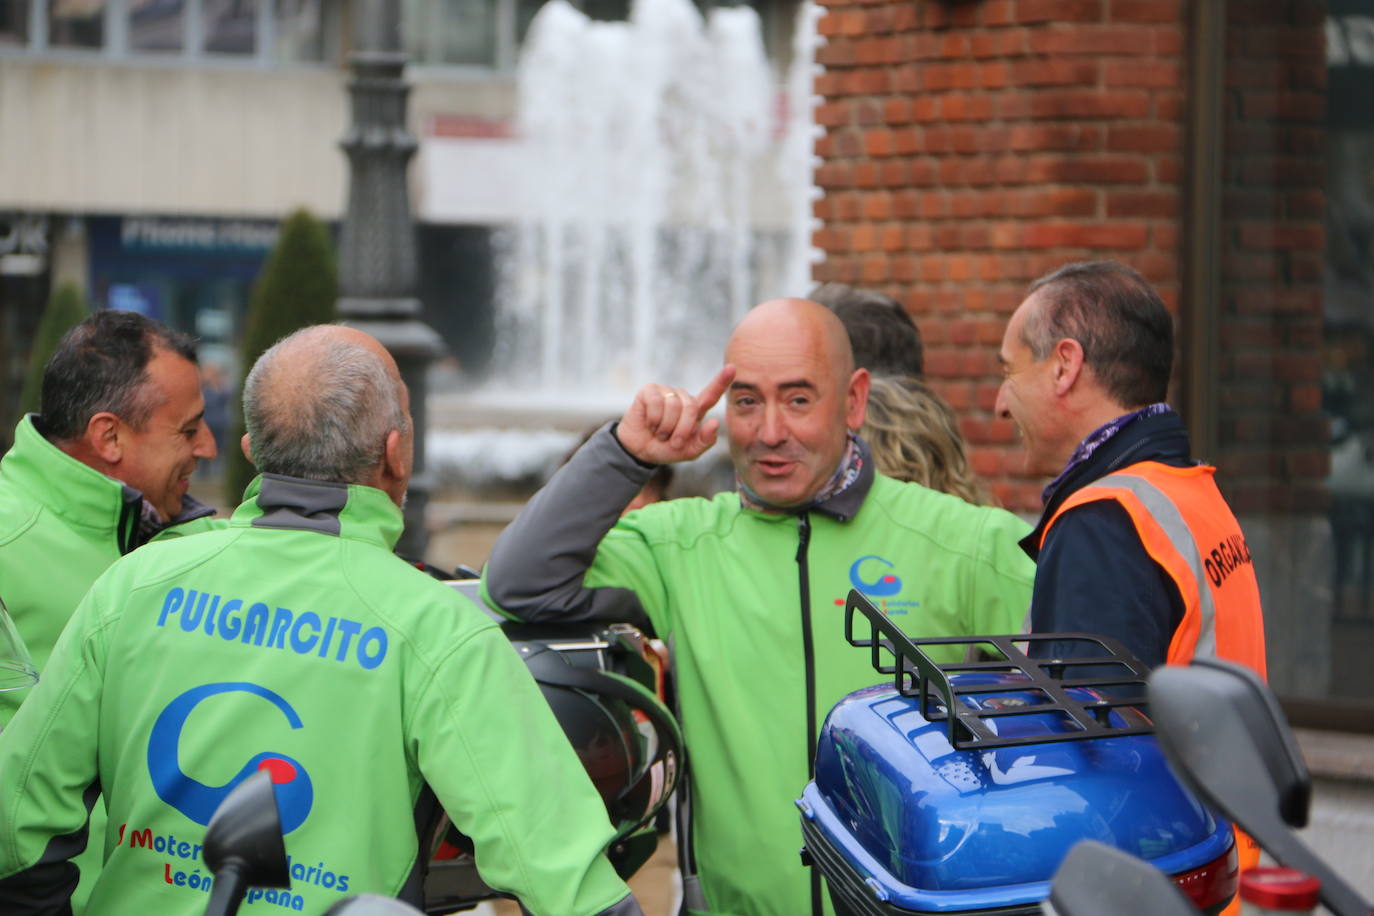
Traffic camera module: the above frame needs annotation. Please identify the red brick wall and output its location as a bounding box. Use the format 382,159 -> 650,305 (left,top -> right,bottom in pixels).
1217,1 -> 1328,513
812,0 -> 1190,511
812,0 -> 1328,515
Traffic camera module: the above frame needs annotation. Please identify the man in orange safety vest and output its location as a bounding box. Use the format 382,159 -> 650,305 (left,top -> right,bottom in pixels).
996,260 -> 1266,913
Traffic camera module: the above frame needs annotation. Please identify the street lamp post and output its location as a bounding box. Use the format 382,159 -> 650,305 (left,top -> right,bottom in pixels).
337,0 -> 444,561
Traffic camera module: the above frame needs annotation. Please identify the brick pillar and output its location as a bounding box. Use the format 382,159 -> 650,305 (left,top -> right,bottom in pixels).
813,0 -> 1190,512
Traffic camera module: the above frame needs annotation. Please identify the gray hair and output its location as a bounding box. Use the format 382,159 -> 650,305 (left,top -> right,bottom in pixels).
243,329 -> 408,484
1023,261 -> 1173,408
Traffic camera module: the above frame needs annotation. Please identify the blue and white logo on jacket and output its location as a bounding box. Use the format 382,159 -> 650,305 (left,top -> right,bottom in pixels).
147,681 -> 314,834
850,555 -> 903,596
834,555 -> 921,616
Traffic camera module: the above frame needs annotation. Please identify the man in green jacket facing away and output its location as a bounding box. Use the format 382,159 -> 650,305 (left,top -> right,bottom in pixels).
0,325 -> 643,916
483,298 -> 1036,916
0,309 -> 220,909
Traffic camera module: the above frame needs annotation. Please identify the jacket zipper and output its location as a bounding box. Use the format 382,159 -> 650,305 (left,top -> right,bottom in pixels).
796,512 -> 816,775
796,511 -> 822,916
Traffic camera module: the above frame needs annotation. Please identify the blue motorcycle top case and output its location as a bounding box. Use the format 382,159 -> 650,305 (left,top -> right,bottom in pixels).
798,593 -> 1235,916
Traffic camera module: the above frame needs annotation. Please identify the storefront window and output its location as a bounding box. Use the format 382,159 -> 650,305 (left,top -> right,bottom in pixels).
1323,3 -> 1374,703
48,0 -> 104,49
129,0 -> 184,53
0,1 -> 28,47
202,0 -> 255,54
1213,1 -> 1374,710
404,0 -> 496,67
274,0 -> 325,62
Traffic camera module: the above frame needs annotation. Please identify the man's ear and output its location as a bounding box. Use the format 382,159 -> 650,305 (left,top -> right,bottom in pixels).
240,433 -> 254,465
1051,338 -> 1085,397
846,367 -> 871,431
382,429 -> 405,481
85,413 -> 122,465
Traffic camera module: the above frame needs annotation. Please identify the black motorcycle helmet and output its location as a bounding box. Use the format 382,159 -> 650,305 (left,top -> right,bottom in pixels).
514,630 -> 681,843
423,581 -> 683,913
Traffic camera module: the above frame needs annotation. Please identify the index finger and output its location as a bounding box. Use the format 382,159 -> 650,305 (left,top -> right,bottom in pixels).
695,364 -> 736,412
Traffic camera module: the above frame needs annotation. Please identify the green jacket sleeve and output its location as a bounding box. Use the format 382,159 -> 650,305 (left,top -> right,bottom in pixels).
412,623 -> 636,916
0,581 -> 107,901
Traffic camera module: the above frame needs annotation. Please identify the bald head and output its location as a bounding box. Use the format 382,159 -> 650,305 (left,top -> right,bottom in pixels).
726,298 -> 855,387
243,325 -> 411,487
722,298 -> 869,509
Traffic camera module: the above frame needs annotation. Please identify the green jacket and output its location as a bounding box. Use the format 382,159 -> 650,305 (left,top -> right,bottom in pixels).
484,425 -> 1035,916
0,414 -> 219,912
0,414 -> 219,716
0,474 -> 639,916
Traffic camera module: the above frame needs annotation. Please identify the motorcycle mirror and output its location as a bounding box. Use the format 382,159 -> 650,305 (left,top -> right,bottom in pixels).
1149,658 -> 1309,828
321,894 -> 424,914
1149,659 -> 1373,916
1045,840 -> 1199,916
202,769 -> 292,916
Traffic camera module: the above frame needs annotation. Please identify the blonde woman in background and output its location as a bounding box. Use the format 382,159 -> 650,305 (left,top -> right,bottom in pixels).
861,374 -> 996,506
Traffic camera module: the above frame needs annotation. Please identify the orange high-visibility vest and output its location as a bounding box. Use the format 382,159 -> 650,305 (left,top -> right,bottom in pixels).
1039,461 -> 1267,677
1039,461 -> 1266,912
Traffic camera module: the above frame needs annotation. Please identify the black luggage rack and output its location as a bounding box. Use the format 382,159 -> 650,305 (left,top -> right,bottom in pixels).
843,589 -> 1155,752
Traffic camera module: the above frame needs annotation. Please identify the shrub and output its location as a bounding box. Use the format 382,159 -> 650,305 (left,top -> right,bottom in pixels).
224,209 -> 338,505
19,283 -> 89,417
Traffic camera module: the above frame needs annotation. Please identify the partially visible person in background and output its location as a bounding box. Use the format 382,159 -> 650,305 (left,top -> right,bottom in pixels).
863,374 -> 994,506
625,463 -> 674,515
810,282 -> 924,377
198,359 -> 232,480
566,423 -> 676,516
812,283 -> 995,505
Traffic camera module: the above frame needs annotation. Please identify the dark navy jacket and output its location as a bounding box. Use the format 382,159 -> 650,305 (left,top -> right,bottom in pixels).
1021,409 -> 1195,669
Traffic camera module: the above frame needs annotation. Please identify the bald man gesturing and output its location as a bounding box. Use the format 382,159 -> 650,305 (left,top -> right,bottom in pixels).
484,299 -> 1036,916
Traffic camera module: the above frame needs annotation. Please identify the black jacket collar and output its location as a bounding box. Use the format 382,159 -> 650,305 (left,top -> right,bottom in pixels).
1021,409 -> 1194,561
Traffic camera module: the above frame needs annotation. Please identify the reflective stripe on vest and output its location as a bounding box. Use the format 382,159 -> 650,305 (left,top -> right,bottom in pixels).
1089,471 -> 1220,660
1038,461 -> 1266,678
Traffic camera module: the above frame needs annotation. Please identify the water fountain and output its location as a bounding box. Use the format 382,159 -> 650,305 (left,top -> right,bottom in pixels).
428,0 -> 820,494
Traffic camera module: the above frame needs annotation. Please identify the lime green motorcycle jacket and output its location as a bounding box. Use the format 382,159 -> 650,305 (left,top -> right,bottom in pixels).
0,474 -> 640,916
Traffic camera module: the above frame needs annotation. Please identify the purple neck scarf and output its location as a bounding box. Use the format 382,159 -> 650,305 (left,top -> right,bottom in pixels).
1041,403 -> 1172,504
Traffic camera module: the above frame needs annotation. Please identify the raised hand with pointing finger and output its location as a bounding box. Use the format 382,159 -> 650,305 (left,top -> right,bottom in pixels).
614,365 -> 736,466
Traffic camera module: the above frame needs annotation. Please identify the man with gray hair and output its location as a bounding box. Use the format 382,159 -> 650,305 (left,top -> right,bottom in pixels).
995,260 -> 1265,673
0,325 -> 643,916
995,260 -> 1267,911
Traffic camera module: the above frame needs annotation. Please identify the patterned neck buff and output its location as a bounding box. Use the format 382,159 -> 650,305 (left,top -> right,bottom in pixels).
738,431 -> 866,515
1042,402 -> 1172,504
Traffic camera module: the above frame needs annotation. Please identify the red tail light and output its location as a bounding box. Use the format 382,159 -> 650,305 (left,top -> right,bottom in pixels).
1172,845 -> 1239,914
